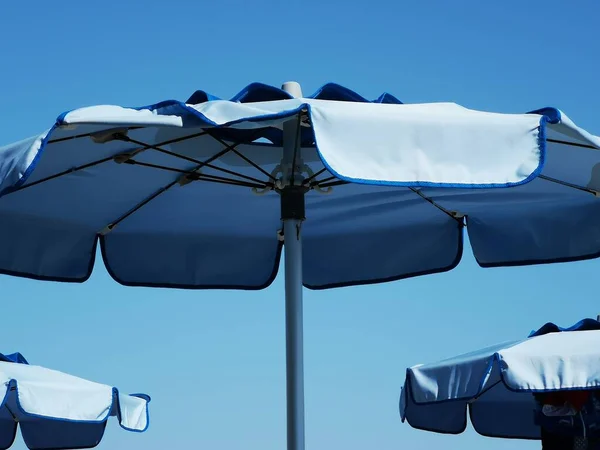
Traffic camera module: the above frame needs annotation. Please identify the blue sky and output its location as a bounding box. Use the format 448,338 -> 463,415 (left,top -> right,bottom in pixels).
1,0 -> 600,449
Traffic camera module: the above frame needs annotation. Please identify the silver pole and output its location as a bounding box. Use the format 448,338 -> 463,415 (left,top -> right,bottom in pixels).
281,81 -> 305,450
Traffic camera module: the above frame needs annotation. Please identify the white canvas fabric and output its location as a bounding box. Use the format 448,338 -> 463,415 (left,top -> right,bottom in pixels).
57,98 -> 549,187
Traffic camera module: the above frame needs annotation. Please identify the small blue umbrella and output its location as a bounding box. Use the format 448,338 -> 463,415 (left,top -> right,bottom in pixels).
0,351 -> 149,449
400,318 -> 600,440
1,81 -> 599,450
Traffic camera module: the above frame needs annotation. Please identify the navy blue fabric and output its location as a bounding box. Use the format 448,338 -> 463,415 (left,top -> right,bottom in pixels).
469,384 -> 540,439
185,82 -> 403,105
185,83 -> 402,147
529,318 -> 600,337
0,353 -> 28,365
0,406 -> 17,450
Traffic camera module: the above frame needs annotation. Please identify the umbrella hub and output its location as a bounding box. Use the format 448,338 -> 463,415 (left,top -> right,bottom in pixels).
279,185 -> 309,221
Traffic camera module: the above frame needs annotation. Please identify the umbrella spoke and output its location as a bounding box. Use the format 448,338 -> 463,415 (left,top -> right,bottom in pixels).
119,159 -> 271,189
548,138 -> 597,150
409,188 -> 465,222
47,127 -> 144,144
302,168 -> 327,185
539,175 -> 599,196
117,135 -> 270,186
471,379 -> 502,401
206,131 -> 279,182
316,180 -> 347,188
6,156 -> 114,194
8,129 -> 217,194
99,161 -> 271,235
48,127 -> 208,146
310,175 -> 337,185
99,180 -> 180,235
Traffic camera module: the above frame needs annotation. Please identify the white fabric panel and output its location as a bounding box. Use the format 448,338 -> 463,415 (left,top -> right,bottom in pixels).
188,98 -> 545,186
499,330 -> 600,390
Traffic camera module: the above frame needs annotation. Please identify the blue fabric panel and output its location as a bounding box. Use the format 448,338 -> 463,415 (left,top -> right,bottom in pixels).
422,180 -> 600,267
20,419 -> 107,450
303,186 -> 462,288
0,406 -> 17,450
470,383 -> 539,439
0,354 -> 27,365
100,181 -> 282,288
402,385 -> 467,434
530,318 -> 600,337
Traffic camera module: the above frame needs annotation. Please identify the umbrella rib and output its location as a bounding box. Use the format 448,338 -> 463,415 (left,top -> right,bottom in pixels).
311,175 -> 337,185
10,129 -> 219,193
302,168 -> 328,185
4,403 -> 17,423
100,180 -> 180,234
118,135 -> 270,186
100,171 -> 265,235
317,180 -> 348,188
47,127 -> 144,144
471,379 -> 502,401
47,127 -> 209,146
206,131 -> 278,182
547,138 -> 598,150
538,175 -> 598,195
7,156 -> 114,194
100,155 -> 272,234
409,188 -> 464,222
121,159 -> 270,189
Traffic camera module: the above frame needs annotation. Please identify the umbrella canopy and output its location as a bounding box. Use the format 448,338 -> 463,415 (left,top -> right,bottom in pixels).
400,318 -> 600,439
0,351 -> 149,449
1,82 -> 598,288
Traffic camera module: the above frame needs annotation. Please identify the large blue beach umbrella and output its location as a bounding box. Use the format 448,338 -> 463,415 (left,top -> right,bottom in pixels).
1,81 -> 599,450
400,318 -> 600,440
0,351 -> 149,449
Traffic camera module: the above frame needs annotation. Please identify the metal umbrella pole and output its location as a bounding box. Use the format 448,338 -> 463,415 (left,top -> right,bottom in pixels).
280,81 -> 306,450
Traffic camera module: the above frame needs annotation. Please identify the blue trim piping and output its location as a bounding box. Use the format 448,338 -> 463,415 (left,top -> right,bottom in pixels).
528,107 -> 562,124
